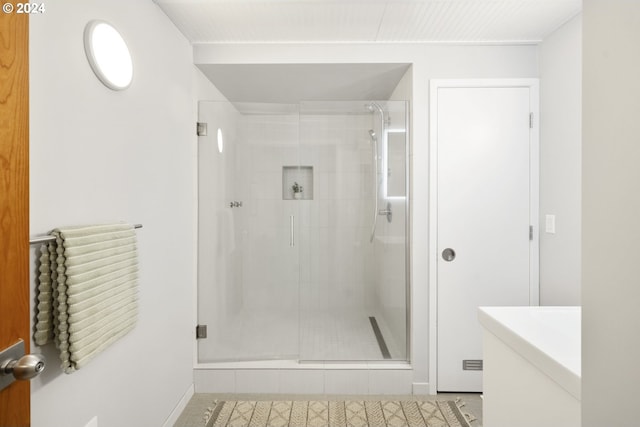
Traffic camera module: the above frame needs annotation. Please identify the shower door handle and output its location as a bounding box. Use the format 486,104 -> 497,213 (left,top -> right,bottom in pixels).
290,215 -> 295,247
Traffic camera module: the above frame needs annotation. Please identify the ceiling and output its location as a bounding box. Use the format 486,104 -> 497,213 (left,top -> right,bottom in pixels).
154,0 -> 581,44
155,0 -> 581,104
197,63 -> 412,104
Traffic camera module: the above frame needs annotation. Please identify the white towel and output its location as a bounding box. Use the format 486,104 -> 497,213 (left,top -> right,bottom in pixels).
34,223 -> 139,373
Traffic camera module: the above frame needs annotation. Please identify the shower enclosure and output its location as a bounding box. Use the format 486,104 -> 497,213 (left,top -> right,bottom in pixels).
197,100 -> 409,363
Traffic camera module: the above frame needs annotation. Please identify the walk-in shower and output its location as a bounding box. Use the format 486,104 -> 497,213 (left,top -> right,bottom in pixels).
197,100 -> 409,364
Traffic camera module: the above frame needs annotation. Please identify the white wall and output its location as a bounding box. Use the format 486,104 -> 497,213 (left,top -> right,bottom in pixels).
538,15 -> 582,305
194,43 -> 538,391
582,1 -> 640,425
29,1 -> 217,426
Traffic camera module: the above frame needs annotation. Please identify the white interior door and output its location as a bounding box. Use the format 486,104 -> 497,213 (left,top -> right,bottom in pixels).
433,82 -> 539,392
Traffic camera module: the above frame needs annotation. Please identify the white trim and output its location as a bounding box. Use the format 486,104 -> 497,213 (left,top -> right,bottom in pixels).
412,382 -> 430,395
428,79 -> 540,394
528,83 -> 541,306
193,41 -> 542,47
194,361 -> 412,370
428,81 -> 439,395
162,383 -> 194,427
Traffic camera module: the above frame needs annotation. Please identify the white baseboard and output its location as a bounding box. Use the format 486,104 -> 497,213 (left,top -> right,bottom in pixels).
412,382 -> 431,395
163,383 -> 195,427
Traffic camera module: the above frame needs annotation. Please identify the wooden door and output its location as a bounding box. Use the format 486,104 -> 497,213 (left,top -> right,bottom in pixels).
0,5 -> 30,426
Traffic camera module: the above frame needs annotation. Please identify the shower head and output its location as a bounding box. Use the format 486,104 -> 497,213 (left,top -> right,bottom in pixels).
368,129 -> 376,140
366,102 -> 390,128
366,102 -> 383,115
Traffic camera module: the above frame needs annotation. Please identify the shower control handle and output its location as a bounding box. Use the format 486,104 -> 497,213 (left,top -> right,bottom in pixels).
378,202 -> 392,223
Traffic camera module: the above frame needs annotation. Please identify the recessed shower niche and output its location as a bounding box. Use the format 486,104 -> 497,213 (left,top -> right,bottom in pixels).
283,166 -> 313,200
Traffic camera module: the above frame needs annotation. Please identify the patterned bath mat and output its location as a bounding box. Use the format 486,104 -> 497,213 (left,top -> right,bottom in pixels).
204,399 -> 475,427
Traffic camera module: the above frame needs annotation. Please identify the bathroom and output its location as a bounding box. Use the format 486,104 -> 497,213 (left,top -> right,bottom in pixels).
1,1 -> 638,426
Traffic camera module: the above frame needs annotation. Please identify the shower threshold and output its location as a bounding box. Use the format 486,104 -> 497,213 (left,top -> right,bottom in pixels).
194,359 -> 411,370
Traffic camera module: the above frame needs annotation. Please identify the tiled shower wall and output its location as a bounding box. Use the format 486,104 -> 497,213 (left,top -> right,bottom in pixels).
237,112 -> 378,313
299,113 -> 378,313
236,112 -> 301,311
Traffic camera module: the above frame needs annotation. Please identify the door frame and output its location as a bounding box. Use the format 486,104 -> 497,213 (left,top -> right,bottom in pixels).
428,79 -> 540,394
0,5 -> 30,425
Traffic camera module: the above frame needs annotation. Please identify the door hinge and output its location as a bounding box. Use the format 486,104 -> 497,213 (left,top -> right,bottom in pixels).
529,112 -> 534,129
196,324 -> 207,339
529,225 -> 534,241
197,122 -> 208,136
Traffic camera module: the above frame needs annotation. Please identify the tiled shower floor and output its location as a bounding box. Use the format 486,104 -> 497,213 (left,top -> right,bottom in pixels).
299,310 -> 402,360
198,308 -> 403,362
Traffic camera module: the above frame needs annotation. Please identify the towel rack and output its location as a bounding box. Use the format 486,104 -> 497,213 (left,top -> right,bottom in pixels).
29,224 -> 143,245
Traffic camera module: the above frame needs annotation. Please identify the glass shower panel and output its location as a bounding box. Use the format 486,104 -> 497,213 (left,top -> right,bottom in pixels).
297,101 -> 409,361
197,101 -> 301,362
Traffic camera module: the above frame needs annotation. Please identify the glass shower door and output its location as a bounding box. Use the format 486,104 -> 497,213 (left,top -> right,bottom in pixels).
197,101 -> 301,362
197,100 -> 408,363
297,100 -> 409,362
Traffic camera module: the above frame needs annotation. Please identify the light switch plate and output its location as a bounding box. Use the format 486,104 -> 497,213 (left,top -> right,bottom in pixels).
545,214 -> 556,234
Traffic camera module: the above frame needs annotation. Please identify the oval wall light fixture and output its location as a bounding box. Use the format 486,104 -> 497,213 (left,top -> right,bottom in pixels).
84,20 -> 133,90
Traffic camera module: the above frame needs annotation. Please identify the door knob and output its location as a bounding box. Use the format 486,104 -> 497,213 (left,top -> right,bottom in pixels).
442,248 -> 456,262
0,340 -> 46,391
2,353 -> 46,380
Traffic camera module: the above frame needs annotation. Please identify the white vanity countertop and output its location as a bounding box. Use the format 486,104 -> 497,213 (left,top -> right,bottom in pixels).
478,306 -> 581,400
